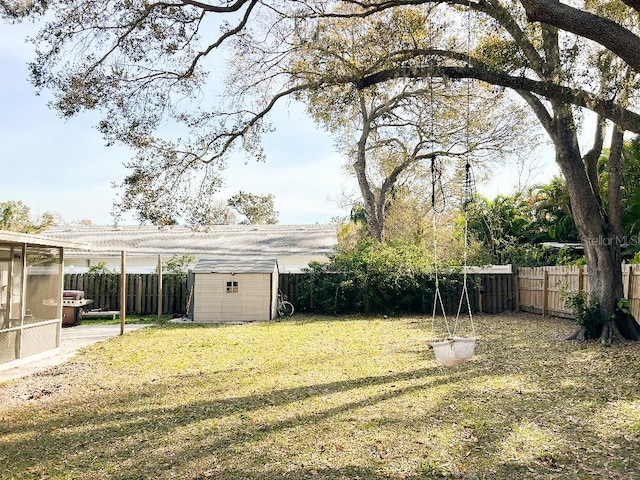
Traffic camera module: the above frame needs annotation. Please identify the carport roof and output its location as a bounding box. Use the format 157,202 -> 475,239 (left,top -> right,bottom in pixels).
0,230 -> 90,250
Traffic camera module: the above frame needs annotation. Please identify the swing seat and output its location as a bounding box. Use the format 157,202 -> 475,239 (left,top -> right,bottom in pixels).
430,336 -> 476,367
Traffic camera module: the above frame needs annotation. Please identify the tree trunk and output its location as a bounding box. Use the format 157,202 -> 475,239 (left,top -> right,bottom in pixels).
548,104 -> 640,341
354,92 -> 385,242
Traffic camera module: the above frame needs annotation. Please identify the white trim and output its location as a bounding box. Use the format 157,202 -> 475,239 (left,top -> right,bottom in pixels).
0,346 -> 61,373
463,264 -> 513,274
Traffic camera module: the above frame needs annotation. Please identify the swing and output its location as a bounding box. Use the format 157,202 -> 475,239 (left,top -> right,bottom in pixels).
430,337 -> 477,367
429,157 -> 477,367
428,5 -> 476,366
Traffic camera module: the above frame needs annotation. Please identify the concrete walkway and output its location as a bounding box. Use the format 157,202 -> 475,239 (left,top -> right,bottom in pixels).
0,324 -> 153,383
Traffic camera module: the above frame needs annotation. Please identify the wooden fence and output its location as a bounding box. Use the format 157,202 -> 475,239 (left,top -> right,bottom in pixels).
517,265 -> 640,320
476,273 -> 516,314
64,274 -> 188,316
66,272 -> 517,316
64,267 -> 640,319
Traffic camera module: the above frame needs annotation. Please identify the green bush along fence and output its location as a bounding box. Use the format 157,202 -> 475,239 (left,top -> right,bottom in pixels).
280,272 -> 515,315
65,272 -> 515,316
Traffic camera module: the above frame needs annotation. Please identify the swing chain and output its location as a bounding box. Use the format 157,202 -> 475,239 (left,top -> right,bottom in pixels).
430,155 -> 446,214
462,161 -> 476,211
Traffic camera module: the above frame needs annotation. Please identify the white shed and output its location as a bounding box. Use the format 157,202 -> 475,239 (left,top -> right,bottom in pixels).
190,258 -> 279,323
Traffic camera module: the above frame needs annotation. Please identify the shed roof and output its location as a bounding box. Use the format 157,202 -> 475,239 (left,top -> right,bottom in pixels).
192,257 -> 278,274
41,224 -> 338,257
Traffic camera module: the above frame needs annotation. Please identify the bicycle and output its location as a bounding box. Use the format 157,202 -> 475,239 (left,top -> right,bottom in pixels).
277,290 -> 294,317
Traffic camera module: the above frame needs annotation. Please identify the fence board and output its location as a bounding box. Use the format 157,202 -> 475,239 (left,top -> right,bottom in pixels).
63,273 -> 187,316
518,267 -> 544,314
625,265 -> 640,321
517,265 -> 640,321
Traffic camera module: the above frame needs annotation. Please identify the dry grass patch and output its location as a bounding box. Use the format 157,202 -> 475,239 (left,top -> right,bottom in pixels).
1,313 -> 640,479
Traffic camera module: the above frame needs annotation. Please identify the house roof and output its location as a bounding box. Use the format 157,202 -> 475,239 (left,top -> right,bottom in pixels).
192,257 -> 278,274
540,242 -> 584,251
41,224 -> 338,258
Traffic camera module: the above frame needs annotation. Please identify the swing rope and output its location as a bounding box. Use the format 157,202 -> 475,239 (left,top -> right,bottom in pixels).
427,10 -> 452,339
452,0 -> 476,339
453,163 -> 476,338
453,2 -> 476,337
429,0 -> 478,366
430,155 -> 451,338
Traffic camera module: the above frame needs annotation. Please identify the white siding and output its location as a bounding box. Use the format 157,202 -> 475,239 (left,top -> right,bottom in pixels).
193,272 -> 274,323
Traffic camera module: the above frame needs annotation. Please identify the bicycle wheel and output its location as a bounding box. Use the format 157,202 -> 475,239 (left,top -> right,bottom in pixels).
281,301 -> 294,317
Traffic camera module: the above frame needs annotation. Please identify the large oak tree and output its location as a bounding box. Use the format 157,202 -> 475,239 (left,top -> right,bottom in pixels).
3,0 -> 640,340
287,6 -> 536,241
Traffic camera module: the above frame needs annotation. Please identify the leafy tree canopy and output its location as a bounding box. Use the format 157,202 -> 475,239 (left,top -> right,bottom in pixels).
3,0 -> 639,226
227,191 -> 278,225
4,0 -> 640,340
162,254 -> 196,276
0,200 -> 56,233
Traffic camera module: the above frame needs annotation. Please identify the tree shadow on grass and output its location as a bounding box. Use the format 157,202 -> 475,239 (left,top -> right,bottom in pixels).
1,363 -> 479,479
4,314 -> 639,479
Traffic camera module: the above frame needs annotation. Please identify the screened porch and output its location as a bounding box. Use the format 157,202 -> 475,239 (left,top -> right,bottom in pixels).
0,231 -> 85,370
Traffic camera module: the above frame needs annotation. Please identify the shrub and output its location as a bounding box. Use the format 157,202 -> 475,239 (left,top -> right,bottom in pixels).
563,290 -> 604,339
299,239 -> 466,315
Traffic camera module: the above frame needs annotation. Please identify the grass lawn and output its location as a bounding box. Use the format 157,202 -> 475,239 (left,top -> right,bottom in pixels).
1,313 -> 640,479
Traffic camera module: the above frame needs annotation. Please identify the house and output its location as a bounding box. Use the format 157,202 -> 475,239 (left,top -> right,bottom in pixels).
190,257 -> 279,323
0,230 -> 87,370
42,224 -> 338,274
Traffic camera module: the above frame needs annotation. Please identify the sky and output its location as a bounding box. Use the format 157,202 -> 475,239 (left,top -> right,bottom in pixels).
0,18 -> 561,227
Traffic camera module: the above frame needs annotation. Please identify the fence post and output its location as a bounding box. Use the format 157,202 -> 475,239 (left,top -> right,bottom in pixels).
513,273 -> 520,312
476,275 -> 483,313
625,264 -> 633,300
157,255 -> 163,321
542,268 -> 549,318
578,266 -> 584,293
120,251 -> 126,335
